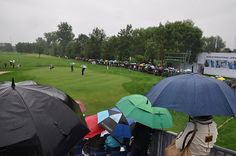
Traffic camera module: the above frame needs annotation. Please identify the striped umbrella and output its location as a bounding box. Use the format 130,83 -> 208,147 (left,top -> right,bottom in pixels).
97,107 -> 135,138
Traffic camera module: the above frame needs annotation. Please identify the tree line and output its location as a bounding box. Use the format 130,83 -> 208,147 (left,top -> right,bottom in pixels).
0,43 -> 14,52
13,20 -> 235,64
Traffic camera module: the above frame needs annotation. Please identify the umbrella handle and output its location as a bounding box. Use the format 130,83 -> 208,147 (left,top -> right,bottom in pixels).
11,77 -> 15,89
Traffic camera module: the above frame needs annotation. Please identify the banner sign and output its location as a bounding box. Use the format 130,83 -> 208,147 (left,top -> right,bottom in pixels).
197,53 -> 236,78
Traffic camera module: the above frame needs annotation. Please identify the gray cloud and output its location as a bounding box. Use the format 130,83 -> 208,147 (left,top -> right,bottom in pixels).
1,0 -> 236,49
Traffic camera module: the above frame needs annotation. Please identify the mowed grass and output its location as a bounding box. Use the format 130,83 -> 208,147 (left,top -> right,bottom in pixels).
0,52 -> 236,151
23,67 -> 132,113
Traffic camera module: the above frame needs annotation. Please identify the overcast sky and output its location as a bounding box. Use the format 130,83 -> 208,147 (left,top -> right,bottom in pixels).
1,0 -> 236,49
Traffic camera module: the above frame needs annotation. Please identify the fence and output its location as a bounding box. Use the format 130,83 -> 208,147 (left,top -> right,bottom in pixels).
149,130 -> 236,156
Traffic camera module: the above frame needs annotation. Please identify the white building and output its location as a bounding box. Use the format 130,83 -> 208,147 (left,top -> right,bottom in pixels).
197,52 -> 236,78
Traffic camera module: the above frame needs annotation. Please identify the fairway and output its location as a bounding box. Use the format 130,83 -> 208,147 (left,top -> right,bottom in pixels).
0,52 -> 236,151
23,66 -> 132,114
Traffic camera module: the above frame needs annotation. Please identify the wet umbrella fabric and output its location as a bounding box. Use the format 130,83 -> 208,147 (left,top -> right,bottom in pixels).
97,107 -> 135,138
7,80 -> 87,121
116,94 -> 172,129
84,114 -> 104,139
146,73 -> 236,116
6,80 -> 80,113
0,80 -> 89,156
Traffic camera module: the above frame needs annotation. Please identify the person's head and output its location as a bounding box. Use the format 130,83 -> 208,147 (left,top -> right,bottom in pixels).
190,115 -> 213,121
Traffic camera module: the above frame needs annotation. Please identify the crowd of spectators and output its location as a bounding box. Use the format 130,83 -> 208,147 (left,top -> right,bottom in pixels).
75,57 -> 183,77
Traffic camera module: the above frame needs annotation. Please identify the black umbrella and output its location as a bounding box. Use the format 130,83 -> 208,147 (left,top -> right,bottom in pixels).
0,79 -> 89,156
11,80 -> 79,112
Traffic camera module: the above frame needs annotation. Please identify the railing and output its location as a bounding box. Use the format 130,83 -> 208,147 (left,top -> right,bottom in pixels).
149,130 -> 236,156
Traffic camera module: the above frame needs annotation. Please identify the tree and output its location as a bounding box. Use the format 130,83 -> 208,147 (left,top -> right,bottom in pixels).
132,28 -> 148,57
102,36 -> 118,60
222,47 -> 232,53
44,31 -> 58,46
16,42 -> 36,53
133,54 -> 146,63
14,20 -> 215,64
202,36 -> 225,52
117,24 -> 133,60
145,40 -> 158,64
88,27 -> 106,59
35,37 -> 46,57
65,40 -> 79,58
163,20 -> 203,62
0,43 -> 14,52
76,34 -> 90,57
138,25 -> 166,64
56,22 -> 74,56
44,31 -> 58,55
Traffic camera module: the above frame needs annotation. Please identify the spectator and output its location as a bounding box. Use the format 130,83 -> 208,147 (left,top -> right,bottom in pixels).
105,135 -> 124,155
70,64 -> 74,72
49,64 -> 54,70
81,65 -> 87,75
82,135 -> 105,155
130,123 -> 152,156
176,116 -> 218,156
17,64 -> 21,69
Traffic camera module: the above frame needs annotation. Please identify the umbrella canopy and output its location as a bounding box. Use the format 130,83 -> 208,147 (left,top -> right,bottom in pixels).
116,94 -> 172,129
97,107 -> 135,138
84,114 -> 104,139
146,73 -> 236,116
8,80 -> 80,113
0,80 -> 89,156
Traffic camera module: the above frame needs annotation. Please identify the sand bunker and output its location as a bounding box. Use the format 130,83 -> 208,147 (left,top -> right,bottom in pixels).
0,71 -> 9,75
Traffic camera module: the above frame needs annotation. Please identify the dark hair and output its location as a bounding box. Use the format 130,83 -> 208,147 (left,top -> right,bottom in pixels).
190,116 -> 213,121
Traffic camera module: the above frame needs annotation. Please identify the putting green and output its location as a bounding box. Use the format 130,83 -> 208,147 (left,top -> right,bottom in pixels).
23,67 -> 131,114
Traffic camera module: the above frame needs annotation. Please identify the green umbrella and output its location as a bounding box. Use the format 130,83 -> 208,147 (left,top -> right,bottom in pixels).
116,94 -> 172,129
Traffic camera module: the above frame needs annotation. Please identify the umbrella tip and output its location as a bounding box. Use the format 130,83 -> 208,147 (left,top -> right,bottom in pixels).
11,77 -> 15,89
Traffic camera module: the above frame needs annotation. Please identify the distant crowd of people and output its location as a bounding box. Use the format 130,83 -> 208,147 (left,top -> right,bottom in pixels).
77,57 -> 167,76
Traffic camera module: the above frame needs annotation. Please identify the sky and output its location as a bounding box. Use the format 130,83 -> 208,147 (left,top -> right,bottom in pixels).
1,0 -> 236,49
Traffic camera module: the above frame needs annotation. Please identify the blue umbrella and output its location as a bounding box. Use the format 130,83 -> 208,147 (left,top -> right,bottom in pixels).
146,73 -> 236,116
97,107 -> 135,138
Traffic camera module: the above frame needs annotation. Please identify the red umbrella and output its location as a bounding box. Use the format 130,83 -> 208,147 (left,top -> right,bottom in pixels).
84,114 -> 104,138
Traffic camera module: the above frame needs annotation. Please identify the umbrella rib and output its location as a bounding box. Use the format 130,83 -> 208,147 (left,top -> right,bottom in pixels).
202,75 -> 236,116
214,83 -> 236,115
14,89 -> 38,132
21,86 -> 63,101
0,87 -> 9,95
150,80 -> 175,108
193,75 -> 196,115
147,79 -> 172,101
